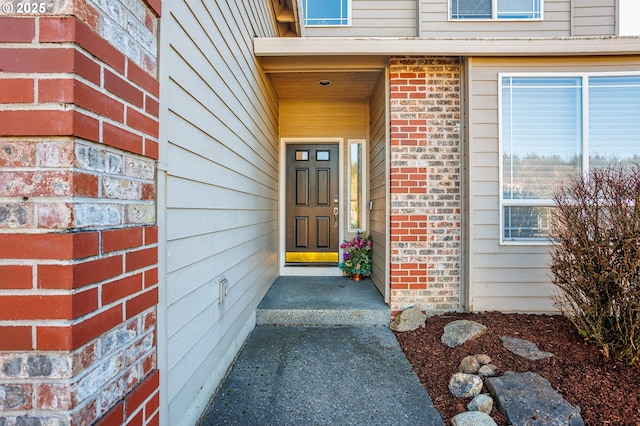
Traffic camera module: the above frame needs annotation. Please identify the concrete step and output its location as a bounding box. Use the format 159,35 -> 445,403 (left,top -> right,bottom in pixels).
256,307 -> 391,326
256,276 -> 391,326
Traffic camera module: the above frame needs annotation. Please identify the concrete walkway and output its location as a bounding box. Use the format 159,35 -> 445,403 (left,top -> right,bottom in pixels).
198,277 -> 444,425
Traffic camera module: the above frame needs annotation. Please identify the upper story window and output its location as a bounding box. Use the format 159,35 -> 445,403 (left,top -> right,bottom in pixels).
619,0 -> 640,35
303,0 -> 350,26
451,0 -> 541,20
500,74 -> 640,243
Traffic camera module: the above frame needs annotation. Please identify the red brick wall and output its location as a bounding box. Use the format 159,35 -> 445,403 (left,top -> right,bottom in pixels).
0,2 -> 160,423
389,57 -> 462,315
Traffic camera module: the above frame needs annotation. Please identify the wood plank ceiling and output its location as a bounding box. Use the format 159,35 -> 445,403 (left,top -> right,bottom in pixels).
268,71 -> 382,99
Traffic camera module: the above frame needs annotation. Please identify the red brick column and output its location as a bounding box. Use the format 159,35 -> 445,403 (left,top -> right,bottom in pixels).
389,57 -> 462,315
0,5 -> 160,424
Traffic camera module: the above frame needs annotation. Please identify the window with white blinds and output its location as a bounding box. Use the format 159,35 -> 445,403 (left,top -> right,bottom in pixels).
500,74 -> 640,242
451,0 -> 541,19
589,76 -> 640,169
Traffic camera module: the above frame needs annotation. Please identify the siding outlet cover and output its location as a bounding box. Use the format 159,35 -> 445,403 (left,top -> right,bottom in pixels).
218,277 -> 229,303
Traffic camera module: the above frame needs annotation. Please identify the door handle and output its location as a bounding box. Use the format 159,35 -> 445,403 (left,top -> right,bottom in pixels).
333,206 -> 339,226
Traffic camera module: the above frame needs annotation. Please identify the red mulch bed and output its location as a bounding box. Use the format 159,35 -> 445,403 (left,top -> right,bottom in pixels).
395,311 -> 640,426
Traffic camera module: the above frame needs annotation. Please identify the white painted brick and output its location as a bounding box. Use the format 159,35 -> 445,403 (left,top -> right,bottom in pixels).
99,365 -> 140,414
36,383 -> 73,410
37,141 -> 75,168
125,204 -> 155,225
75,144 -> 123,175
100,17 -> 129,59
123,0 -> 145,22
35,203 -> 72,229
93,0 -> 124,25
125,333 -> 153,366
88,0 -> 157,73
100,322 -> 138,358
103,176 -> 141,200
124,156 -> 154,180
0,415 -> 71,426
74,204 -> 122,227
73,353 -> 123,402
126,13 -> 157,54
0,353 -> 71,380
0,203 -> 32,228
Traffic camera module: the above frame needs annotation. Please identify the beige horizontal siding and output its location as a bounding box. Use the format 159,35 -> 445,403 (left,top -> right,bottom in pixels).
467,55 -> 640,313
421,0 -> 571,37
572,0 -> 616,36
160,0 -> 280,423
368,73 -> 388,300
472,295 -> 557,312
304,0 -> 416,37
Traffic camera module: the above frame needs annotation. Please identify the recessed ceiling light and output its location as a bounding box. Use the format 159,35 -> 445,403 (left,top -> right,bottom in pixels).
318,80 -> 332,86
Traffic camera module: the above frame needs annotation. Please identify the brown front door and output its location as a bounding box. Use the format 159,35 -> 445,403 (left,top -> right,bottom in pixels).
285,143 -> 339,264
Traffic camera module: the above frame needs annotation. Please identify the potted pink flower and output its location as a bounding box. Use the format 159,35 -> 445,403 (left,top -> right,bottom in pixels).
338,232 -> 373,279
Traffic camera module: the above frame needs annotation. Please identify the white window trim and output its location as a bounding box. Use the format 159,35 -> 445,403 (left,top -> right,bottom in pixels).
498,71 -> 640,245
618,0 -> 640,36
449,0 -> 544,21
303,0 -> 352,27
347,139 -> 367,232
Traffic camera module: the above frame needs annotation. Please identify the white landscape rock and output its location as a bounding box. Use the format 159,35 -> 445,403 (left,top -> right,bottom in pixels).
389,306 -> 426,332
458,355 -> 480,374
500,336 -> 554,360
448,373 -> 483,398
441,320 -> 487,348
478,364 -> 498,377
468,394 -> 494,414
451,411 -> 497,426
474,354 -> 492,365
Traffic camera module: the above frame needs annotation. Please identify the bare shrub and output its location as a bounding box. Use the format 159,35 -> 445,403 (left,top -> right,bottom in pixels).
550,165 -> 640,365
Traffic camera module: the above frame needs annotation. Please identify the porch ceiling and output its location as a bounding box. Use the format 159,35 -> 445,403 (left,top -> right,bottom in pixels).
268,71 -> 382,99
260,55 -> 385,99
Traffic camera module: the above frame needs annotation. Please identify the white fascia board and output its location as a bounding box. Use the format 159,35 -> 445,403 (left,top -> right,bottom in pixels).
254,36 -> 640,57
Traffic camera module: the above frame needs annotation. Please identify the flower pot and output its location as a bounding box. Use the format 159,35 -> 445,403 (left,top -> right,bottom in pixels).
350,273 -> 365,281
